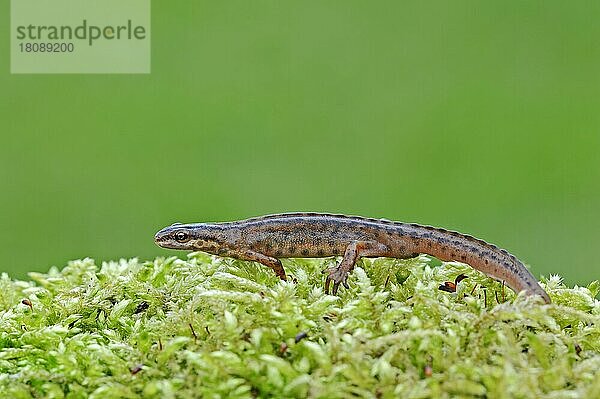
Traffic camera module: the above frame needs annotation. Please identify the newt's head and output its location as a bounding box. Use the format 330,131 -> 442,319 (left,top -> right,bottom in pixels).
154,222 -> 225,253
154,223 -> 194,249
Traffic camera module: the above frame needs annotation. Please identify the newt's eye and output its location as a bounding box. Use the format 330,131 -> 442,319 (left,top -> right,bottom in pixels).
174,231 -> 189,242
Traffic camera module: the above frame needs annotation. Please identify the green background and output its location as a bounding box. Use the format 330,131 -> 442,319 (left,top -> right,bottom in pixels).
1,1 -> 599,284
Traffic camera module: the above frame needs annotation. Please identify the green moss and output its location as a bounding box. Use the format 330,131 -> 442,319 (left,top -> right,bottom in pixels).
0,254 -> 598,398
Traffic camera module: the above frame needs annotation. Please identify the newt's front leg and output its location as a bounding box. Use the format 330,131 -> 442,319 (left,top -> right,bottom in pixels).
325,241 -> 387,294
232,248 -> 287,280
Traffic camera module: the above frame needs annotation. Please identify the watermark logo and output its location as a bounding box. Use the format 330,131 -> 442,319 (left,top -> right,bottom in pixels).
11,0 -> 150,74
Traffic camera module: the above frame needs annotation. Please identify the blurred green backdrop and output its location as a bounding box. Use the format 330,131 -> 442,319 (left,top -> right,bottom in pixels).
1,1 -> 599,284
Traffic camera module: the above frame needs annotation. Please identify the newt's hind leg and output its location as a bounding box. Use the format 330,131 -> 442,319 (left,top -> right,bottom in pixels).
325,241 -> 387,295
232,249 -> 287,280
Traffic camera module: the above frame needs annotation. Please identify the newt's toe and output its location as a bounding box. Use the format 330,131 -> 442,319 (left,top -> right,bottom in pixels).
325,268 -> 350,295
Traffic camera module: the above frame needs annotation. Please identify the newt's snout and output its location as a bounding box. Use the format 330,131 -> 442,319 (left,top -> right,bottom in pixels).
154,228 -> 170,247
154,230 -> 164,244
154,226 -> 176,248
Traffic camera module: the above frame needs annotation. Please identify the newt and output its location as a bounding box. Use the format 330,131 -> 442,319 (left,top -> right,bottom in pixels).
154,213 -> 550,303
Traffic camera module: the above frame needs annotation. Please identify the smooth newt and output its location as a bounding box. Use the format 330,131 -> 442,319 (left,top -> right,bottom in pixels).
154,213 -> 550,303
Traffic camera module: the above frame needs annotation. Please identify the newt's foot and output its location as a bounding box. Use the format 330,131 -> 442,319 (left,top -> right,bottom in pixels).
324,267 -> 350,295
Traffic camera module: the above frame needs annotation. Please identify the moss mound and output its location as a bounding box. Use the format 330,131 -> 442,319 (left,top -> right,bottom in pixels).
0,254 -> 598,398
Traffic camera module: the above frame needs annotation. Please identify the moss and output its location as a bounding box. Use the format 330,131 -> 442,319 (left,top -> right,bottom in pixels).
0,254 -> 598,398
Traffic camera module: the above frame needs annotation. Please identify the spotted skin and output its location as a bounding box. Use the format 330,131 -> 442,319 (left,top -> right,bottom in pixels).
154,213 -> 550,303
